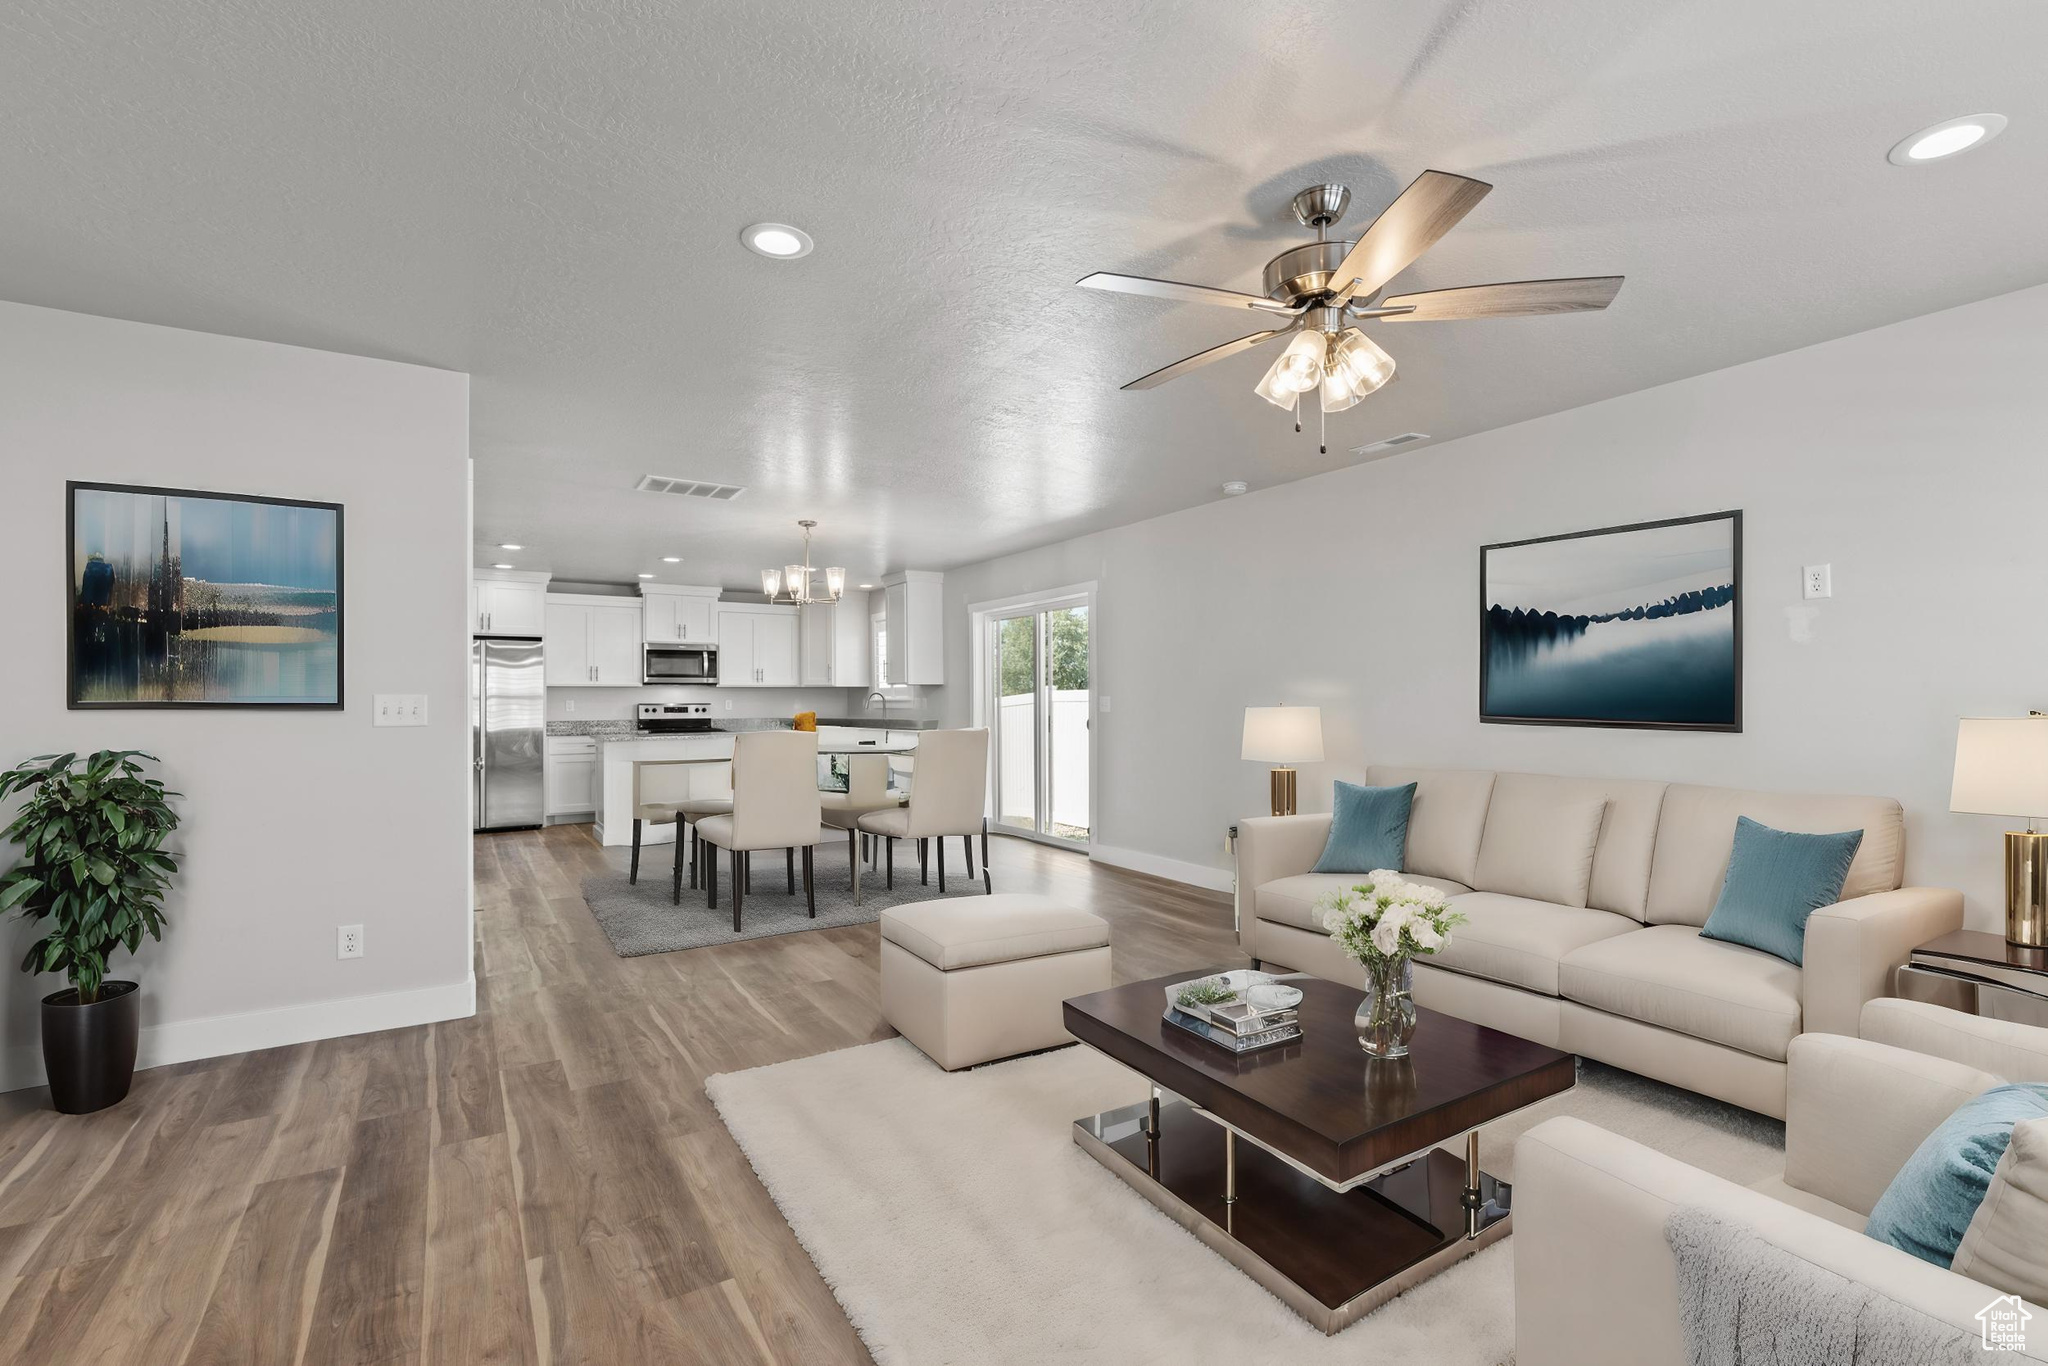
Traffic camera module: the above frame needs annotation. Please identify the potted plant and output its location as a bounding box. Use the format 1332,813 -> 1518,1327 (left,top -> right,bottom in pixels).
1318,870 -> 1465,1058
0,750 -> 179,1113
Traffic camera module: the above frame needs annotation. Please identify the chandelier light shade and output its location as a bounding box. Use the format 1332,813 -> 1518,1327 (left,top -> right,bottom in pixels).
762,521 -> 846,606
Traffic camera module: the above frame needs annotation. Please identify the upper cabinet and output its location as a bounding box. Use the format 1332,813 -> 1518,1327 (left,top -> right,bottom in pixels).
717,604 -> 799,687
800,600 -> 871,688
881,571 -> 944,685
545,594 -> 642,686
639,585 -> 720,645
473,569 -> 550,636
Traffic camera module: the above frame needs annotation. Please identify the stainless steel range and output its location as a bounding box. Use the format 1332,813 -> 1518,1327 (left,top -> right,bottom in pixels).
636,702 -> 715,734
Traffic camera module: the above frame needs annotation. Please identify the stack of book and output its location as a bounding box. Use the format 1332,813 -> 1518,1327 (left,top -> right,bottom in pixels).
1165,996 -> 1302,1055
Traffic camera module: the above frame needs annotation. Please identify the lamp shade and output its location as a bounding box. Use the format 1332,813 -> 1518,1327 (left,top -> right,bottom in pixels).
1242,706 -> 1324,764
1951,717 -> 2048,817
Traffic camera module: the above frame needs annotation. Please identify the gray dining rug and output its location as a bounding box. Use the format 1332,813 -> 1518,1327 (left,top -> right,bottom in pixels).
580,831 -> 986,955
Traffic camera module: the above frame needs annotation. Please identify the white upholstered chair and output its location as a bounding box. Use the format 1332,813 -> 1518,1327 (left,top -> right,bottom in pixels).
855,728 -> 991,901
693,731 -> 824,932
671,762 -> 735,897
628,799 -> 677,886
821,753 -> 904,875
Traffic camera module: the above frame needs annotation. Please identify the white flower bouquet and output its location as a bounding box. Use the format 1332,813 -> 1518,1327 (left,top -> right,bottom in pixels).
1315,870 -> 1466,1057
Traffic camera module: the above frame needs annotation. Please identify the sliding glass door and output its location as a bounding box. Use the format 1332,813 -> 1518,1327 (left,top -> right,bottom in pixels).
989,599 -> 1090,843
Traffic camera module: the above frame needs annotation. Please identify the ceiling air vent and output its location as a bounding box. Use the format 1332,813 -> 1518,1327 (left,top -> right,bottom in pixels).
635,475 -> 746,500
1350,432 -> 1431,455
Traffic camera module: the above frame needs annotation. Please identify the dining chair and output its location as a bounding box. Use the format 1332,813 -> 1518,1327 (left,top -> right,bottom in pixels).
821,752 -> 905,877
855,727 -> 990,902
671,760 -> 736,894
692,731 -> 823,930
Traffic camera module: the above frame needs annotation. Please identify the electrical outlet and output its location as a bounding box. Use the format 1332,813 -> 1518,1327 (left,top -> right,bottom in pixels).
724,699 -> 733,711
1802,564 -> 1832,600
372,694 -> 429,726
337,924 -> 364,959
566,698 -> 577,713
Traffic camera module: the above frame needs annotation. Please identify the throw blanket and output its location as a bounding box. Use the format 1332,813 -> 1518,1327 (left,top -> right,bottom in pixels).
1665,1207 -> 1980,1366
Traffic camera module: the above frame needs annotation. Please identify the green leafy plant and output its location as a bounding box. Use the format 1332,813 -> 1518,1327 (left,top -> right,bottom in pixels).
0,750 -> 179,1003
1175,976 -> 1237,1008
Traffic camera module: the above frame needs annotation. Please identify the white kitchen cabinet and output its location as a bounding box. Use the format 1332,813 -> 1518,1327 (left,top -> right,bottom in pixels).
545,595 -> 643,686
473,570 -> 550,636
639,585 -> 720,644
881,570 -> 945,685
800,600 -> 872,687
716,605 -> 799,686
545,735 -> 598,820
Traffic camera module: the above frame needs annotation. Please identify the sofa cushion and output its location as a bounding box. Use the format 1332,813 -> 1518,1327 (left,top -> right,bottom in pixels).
1254,872 -> 1473,936
1365,766 -> 1495,886
1471,786 -> 1608,908
1866,1084 -> 2048,1271
1310,780 -> 1415,873
1480,772 -> 1670,919
1559,923 -> 1803,1061
1952,1115 -> 2048,1303
1644,784 -> 1904,928
1424,891 -> 1639,997
1698,816 -> 1864,965
881,894 -> 1109,971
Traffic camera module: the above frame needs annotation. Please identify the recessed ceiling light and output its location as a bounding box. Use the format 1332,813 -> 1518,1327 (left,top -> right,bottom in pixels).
742,222 -> 814,259
858,583 -> 874,590
492,563 -> 514,570
498,542 -> 523,550
661,556 -> 682,563
1221,480 -> 1249,496
637,572 -> 655,579
1889,113 -> 2007,165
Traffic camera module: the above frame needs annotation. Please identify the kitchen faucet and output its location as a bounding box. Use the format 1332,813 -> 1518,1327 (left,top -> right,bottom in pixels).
865,690 -> 888,712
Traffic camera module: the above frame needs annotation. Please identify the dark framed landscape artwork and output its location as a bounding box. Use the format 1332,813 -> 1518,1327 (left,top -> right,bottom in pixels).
67,481 -> 343,709
1480,510 -> 1741,731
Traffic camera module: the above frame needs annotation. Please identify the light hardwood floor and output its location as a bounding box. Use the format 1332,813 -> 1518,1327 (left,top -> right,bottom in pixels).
0,824 -> 1240,1365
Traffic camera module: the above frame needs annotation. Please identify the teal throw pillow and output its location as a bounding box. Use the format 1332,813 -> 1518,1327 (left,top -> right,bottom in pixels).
1311,781 -> 1416,874
1698,816 -> 1863,965
1866,1083 -> 2048,1268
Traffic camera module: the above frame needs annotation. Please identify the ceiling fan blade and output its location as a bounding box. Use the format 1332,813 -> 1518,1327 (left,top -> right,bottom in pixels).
1078,272 -> 1301,315
1325,170 -> 1493,305
1377,276 -> 1624,321
1120,326 -> 1295,391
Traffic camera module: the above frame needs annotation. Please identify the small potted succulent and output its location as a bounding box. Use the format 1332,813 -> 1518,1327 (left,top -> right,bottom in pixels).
0,750 -> 179,1113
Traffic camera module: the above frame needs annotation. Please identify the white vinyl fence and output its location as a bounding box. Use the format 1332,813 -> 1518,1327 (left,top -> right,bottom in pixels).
997,689 -> 1090,834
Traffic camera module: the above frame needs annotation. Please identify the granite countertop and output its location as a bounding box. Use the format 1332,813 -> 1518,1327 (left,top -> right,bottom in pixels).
547,714 -> 939,738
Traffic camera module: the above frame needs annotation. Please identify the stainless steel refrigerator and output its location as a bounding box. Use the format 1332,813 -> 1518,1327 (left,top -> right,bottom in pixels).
472,638 -> 545,831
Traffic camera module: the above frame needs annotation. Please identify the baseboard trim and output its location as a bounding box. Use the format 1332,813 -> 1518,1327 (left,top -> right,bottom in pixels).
1,975 -> 477,1096
1089,843 -> 1234,893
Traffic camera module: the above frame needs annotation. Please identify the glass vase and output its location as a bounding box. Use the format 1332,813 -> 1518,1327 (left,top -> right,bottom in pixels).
1356,955 -> 1417,1058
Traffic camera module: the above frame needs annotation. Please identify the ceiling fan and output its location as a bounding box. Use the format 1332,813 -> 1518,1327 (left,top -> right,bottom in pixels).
1076,171 -> 1622,449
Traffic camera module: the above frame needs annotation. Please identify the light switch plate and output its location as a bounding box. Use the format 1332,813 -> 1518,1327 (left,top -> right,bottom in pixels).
1802,564 -> 1832,600
373,694 -> 429,726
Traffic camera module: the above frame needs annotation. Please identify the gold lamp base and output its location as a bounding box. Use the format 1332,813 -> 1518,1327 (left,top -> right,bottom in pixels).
1269,767 -> 1299,818
2006,829 -> 2048,947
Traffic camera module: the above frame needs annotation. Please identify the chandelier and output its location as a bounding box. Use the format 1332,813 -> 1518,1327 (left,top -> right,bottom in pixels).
761,520 -> 845,605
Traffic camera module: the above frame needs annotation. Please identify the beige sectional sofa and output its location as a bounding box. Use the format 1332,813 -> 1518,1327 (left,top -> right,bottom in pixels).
1235,766 -> 1964,1118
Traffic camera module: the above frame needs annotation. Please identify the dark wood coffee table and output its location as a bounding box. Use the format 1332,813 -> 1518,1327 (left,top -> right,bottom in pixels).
1062,971 -> 1575,1334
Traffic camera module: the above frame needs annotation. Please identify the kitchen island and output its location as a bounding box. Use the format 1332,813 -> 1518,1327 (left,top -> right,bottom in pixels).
591,726 -> 923,846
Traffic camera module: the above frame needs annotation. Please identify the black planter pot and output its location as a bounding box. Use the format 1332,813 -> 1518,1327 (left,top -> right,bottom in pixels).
41,980 -> 140,1114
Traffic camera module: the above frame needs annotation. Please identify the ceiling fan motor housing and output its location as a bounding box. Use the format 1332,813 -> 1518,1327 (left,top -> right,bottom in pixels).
1263,239 -> 1368,308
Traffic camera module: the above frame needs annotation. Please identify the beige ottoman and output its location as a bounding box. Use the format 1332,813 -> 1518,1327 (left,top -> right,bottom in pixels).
880,894 -> 1112,1071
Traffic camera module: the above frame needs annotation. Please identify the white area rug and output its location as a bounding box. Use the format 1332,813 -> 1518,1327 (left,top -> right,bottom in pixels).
707,1038 -> 1784,1366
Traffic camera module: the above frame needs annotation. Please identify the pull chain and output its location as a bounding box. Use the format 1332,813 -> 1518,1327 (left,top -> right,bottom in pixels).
1293,393 -> 1301,435
1319,398 -> 1327,456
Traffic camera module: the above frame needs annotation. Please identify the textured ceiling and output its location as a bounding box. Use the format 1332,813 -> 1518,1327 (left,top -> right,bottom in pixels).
5,1 -> 2045,589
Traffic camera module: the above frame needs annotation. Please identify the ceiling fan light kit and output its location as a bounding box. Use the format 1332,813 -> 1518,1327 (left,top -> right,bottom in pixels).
1078,168 -> 1624,445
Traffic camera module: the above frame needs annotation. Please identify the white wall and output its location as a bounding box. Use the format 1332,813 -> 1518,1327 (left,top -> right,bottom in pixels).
0,301 -> 472,1091
939,283 -> 2048,929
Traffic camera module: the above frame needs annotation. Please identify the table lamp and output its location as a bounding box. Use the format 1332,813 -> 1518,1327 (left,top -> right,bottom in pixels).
1950,715 -> 2048,946
1242,706 -> 1323,817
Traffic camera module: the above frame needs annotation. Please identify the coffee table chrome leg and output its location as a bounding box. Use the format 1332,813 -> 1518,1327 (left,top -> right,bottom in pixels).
1462,1130 -> 1482,1239
1225,1129 -> 1238,1205
1146,1086 -> 1161,1178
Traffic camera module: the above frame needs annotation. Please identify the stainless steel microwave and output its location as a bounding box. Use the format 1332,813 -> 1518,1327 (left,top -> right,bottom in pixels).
643,644 -> 718,685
